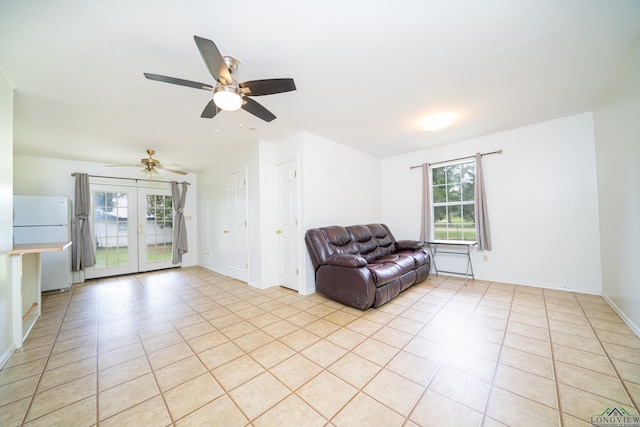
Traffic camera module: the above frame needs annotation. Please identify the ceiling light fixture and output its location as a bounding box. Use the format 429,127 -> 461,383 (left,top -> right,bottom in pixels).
213,86 -> 242,111
420,113 -> 456,132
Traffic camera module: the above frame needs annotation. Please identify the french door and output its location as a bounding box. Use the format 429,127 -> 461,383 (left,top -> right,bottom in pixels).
85,183 -> 176,279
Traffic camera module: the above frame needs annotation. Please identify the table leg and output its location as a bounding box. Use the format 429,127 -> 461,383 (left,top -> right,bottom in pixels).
428,244 -> 438,275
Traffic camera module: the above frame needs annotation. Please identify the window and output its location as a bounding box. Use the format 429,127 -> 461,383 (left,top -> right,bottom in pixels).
432,160 -> 476,241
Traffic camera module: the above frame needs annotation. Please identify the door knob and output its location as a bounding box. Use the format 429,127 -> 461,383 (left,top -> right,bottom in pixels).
276,229 -> 282,234
223,230 -> 229,234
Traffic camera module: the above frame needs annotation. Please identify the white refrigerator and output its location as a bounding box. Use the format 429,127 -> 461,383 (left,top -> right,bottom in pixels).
13,195 -> 73,293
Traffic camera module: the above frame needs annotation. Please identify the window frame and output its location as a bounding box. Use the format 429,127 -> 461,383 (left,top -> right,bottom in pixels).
430,159 -> 477,242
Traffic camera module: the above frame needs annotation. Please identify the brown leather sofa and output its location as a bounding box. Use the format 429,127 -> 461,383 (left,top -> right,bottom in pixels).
305,223 -> 431,310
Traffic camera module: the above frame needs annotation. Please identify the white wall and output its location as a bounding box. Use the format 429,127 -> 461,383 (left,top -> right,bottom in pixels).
13,155 -> 199,269
198,131 -> 383,295
301,131 -> 383,228
382,112 -> 603,294
258,140 -> 277,290
300,131 -> 383,294
197,140 -> 266,286
0,68 -> 15,367
593,37 -> 640,335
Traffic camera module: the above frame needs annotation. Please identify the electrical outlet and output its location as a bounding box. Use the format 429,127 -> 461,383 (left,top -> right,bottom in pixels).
482,255 -> 489,262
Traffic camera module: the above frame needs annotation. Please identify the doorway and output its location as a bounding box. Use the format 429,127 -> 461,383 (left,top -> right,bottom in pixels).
85,183 -> 177,279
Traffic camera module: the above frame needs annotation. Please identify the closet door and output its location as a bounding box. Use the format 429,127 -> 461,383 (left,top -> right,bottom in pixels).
276,159 -> 300,291
224,169 -> 248,281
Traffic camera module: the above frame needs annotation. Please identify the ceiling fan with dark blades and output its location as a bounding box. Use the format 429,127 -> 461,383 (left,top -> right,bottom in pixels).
144,36 -> 296,122
107,149 -> 188,176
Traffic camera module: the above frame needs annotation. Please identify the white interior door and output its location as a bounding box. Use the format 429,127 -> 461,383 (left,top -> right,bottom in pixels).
85,183 -> 176,279
276,160 -> 300,291
224,170 -> 248,281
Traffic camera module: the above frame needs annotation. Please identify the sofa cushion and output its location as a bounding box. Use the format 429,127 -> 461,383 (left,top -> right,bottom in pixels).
321,226 -> 359,255
346,225 -> 379,262
346,224 -> 372,243
368,224 -> 395,257
377,254 -> 416,275
398,250 -> 430,267
366,262 -> 403,287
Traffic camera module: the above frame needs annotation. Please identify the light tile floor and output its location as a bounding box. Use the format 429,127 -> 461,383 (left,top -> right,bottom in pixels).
1,267 -> 639,426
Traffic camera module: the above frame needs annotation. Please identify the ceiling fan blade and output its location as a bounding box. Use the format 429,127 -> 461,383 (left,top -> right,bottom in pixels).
239,78 -> 296,96
156,165 -> 188,175
241,97 -> 276,122
201,99 -> 219,118
143,73 -> 213,91
193,36 -> 232,85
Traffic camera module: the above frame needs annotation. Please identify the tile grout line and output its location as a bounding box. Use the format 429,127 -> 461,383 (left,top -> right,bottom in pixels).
575,295 -> 640,414
397,277 -> 494,426
318,281 -> 429,425
18,286 -> 78,426
542,288 -> 566,427
477,281 -> 516,427
249,288 -> 353,421
154,274 -> 266,424
188,278 -> 417,424
169,277 -> 254,424
85,280 -> 100,427
375,277 -> 455,424
96,275 -> 171,426
5,267 -> 638,426
248,296 -> 381,423
137,273 -> 207,426
190,272 -> 326,424
26,272 -> 191,425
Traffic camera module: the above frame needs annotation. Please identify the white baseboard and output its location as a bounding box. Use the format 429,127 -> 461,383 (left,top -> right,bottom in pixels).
602,294 -> 640,338
0,344 -> 16,370
451,274 -> 603,295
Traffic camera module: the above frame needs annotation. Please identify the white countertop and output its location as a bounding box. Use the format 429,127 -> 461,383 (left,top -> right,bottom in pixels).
9,241 -> 72,255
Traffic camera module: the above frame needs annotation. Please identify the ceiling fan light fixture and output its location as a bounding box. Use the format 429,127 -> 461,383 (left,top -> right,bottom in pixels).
141,166 -> 159,178
213,86 -> 242,111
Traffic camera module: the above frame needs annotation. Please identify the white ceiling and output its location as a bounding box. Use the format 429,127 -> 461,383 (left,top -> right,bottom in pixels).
2,0 -> 639,173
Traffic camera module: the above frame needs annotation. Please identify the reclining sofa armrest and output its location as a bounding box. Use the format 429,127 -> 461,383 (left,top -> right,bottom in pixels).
325,253 -> 368,268
396,240 -> 423,251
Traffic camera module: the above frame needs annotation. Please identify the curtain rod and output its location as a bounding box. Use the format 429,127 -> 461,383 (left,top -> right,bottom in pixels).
409,149 -> 503,169
71,172 -> 190,185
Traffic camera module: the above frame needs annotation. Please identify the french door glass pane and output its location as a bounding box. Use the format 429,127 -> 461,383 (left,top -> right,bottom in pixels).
145,194 -> 173,264
94,191 -> 129,269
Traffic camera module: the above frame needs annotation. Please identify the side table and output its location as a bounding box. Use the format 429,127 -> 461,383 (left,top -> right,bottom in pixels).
425,240 -> 477,285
